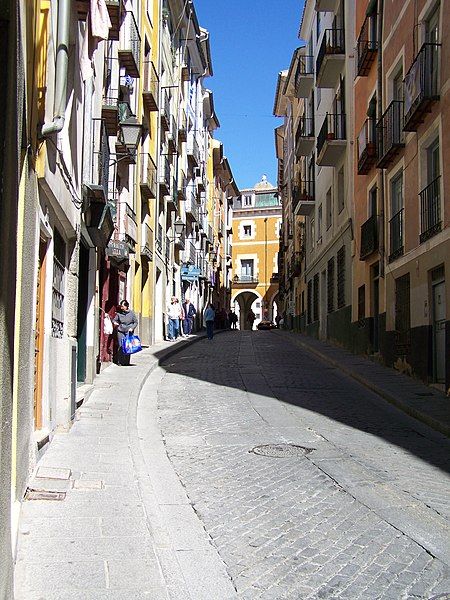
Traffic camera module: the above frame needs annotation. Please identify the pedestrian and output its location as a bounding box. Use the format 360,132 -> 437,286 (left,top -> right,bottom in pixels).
112,300 -> 138,366
228,310 -> 238,330
166,296 -> 183,341
246,309 -> 256,331
182,298 -> 197,337
204,303 -> 215,340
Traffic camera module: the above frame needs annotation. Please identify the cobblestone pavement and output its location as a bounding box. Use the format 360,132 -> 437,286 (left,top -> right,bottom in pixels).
157,331 -> 450,600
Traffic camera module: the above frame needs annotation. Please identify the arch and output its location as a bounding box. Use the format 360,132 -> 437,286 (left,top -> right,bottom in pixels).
231,290 -> 261,330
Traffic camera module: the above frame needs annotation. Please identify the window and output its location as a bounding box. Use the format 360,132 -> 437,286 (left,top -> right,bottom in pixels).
369,186 -> 377,217
310,218 -> 315,250
389,172 -> 404,260
317,205 -> 323,242
337,167 -> 345,213
393,70 -> 403,101
327,258 -> 334,313
316,11 -> 322,43
243,225 -> 252,237
244,195 -> 252,206
337,246 -> 345,309
358,285 -> 365,320
420,138 -> 441,242
326,188 -> 332,229
52,229 -> 66,339
240,259 -> 254,281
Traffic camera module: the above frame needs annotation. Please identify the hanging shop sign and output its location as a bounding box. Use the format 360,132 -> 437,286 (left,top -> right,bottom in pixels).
181,265 -> 201,282
106,240 -> 129,261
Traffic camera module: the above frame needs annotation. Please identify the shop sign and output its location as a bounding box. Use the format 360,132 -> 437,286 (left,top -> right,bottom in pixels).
181,265 -> 201,282
106,240 -> 129,260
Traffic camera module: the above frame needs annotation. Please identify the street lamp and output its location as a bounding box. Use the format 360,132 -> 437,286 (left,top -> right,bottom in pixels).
173,216 -> 186,239
118,116 -> 142,154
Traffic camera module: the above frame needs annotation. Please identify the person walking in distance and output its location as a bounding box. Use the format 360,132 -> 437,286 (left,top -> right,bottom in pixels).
112,300 -> 138,365
166,297 -> 183,341
182,298 -> 196,337
246,308 -> 256,331
204,303 -> 215,340
228,309 -> 238,330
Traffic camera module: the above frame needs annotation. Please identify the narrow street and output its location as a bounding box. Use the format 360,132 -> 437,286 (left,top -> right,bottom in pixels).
15,331 -> 450,599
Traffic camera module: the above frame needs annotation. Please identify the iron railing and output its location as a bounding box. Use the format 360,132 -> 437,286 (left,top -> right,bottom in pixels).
376,100 -> 404,168
296,115 -> 314,140
121,11 -> 141,76
295,54 -> 314,93
187,136 -> 200,165
317,113 -> 346,156
317,28 -> 345,77
404,43 -> 441,131
419,176 -> 441,243
357,118 -> 377,174
360,214 -> 379,259
356,14 -> 378,76
142,60 -> 159,111
140,153 -> 157,199
156,224 -> 163,255
90,119 -> 110,200
389,208 -> 404,262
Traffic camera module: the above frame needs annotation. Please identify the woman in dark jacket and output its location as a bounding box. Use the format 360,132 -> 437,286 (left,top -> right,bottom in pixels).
112,300 -> 138,365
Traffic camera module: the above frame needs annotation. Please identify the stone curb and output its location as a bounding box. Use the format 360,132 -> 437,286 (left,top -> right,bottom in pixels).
277,330 -> 450,439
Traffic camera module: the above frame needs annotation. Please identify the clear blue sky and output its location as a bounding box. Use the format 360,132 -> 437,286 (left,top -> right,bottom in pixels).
194,0 -> 305,191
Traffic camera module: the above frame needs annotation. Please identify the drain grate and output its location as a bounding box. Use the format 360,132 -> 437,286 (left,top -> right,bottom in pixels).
25,489 -> 66,501
250,444 -> 315,458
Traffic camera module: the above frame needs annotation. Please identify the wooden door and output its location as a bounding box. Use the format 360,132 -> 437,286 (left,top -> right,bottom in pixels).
34,237 -> 47,429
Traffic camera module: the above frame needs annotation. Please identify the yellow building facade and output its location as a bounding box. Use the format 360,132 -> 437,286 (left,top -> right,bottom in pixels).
231,177 -> 282,329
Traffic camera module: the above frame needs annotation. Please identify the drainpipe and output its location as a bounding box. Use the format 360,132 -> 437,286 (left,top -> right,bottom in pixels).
377,0 -> 385,278
41,0 -> 71,136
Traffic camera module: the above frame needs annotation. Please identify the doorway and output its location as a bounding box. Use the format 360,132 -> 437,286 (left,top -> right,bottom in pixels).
371,262 -> 380,353
319,270 -> 327,339
33,237 -> 47,430
76,242 -> 90,383
155,267 -> 164,341
431,269 -> 445,383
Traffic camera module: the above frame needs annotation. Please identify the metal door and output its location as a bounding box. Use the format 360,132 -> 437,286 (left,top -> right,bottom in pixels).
432,280 -> 446,383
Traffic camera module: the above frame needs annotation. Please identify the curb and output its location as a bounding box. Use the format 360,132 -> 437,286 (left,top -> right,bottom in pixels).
277,330 -> 450,439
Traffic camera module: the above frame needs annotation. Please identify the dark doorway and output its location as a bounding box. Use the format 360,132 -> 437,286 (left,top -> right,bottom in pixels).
76,242 -> 90,382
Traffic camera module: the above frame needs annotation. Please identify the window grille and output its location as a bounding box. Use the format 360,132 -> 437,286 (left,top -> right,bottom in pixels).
337,246 -> 345,309
52,229 -> 65,338
327,258 -> 334,313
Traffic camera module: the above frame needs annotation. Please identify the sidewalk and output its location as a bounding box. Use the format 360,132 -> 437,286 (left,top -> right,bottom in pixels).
14,332 -> 236,600
278,329 -> 450,438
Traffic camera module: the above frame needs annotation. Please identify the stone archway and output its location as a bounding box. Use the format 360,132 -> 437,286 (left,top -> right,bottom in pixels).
232,290 -> 260,330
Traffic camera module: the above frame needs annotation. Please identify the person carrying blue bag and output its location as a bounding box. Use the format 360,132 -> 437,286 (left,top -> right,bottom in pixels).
112,300 -> 139,365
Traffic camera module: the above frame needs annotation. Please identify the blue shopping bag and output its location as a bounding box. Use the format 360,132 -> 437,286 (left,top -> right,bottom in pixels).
122,333 -> 142,355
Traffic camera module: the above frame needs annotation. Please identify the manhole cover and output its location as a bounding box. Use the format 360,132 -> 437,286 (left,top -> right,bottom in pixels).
25,489 -> 66,501
250,444 -> 315,458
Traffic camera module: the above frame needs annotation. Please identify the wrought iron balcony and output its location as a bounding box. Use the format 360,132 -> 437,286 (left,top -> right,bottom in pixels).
160,90 -> 170,132
140,153 -> 157,200
156,224 -> 163,256
357,118 -> 377,175
178,109 -> 187,142
360,214 -> 379,259
167,116 -> 178,154
84,119 -> 110,205
294,54 -> 314,98
292,180 -> 315,216
106,0 -> 124,41
419,176 -> 441,243
317,113 -> 346,166
158,156 -> 171,196
388,209 -> 404,262
140,223 -> 153,261
118,11 -> 141,78
289,251 -> 303,278
187,136 -> 200,167
102,88 -> 119,135
316,28 -> 345,88
165,235 -> 171,263
376,100 -> 404,168
232,274 -> 259,287
185,241 -> 197,265
295,116 -> 315,156
142,60 -> 159,112
185,191 -> 199,222
177,171 -> 187,201
403,43 -> 441,132
356,15 -> 378,76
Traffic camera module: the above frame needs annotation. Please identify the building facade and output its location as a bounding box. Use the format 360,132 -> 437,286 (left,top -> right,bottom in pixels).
231,177 -> 281,329
275,0 -> 449,392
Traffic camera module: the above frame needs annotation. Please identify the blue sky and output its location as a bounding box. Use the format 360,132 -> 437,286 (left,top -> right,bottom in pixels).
194,0 -> 305,191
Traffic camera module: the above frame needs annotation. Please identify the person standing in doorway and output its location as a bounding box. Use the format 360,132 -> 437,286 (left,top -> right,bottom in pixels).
112,300 -> 138,365
204,304 -> 215,340
166,297 -> 183,341
228,309 -> 238,330
182,298 -> 196,337
246,309 -> 256,331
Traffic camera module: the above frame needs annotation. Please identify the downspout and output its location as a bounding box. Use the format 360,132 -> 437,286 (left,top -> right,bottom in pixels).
41,0 -> 71,136
377,0 -> 385,277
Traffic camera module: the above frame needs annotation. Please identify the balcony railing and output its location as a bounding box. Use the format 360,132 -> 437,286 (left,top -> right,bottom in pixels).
167,116 -> 177,154
156,224 -> 163,255
140,153 -> 157,200
140,223 -> 153,261
185,241 -> 197,265
187,136 -> 200,166
165,236 -> 171,263
294,54 -> 314,98
403,43 -> 441,132
419,176 -> 441,243
295,116 -> 315,156
356,15 -> 378,76
177,171 -> 187,200
102,88 -> 119,135
317,113 -> 346,165
158,156 -> 171,195
376,100 -> 404,168
316,28 -> 345,88
118,11 -> 141,78
85,119 -> 110,204
388,209 -> 404,262
292,180 -> 315,215
232,274 -> 258,286
178,109 -> 187,142
185,191 -> 199,221
142,60 -> 159,112
160,90 -> 170,132
357,118 -> 377,174
360,214 -> 379,259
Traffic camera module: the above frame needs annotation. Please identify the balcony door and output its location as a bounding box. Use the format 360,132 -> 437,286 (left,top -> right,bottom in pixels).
426,7 -> 440,93
241,259 -> 254,281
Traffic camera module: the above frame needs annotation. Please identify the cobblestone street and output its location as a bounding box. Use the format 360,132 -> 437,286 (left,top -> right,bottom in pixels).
157,330 -> 450,599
